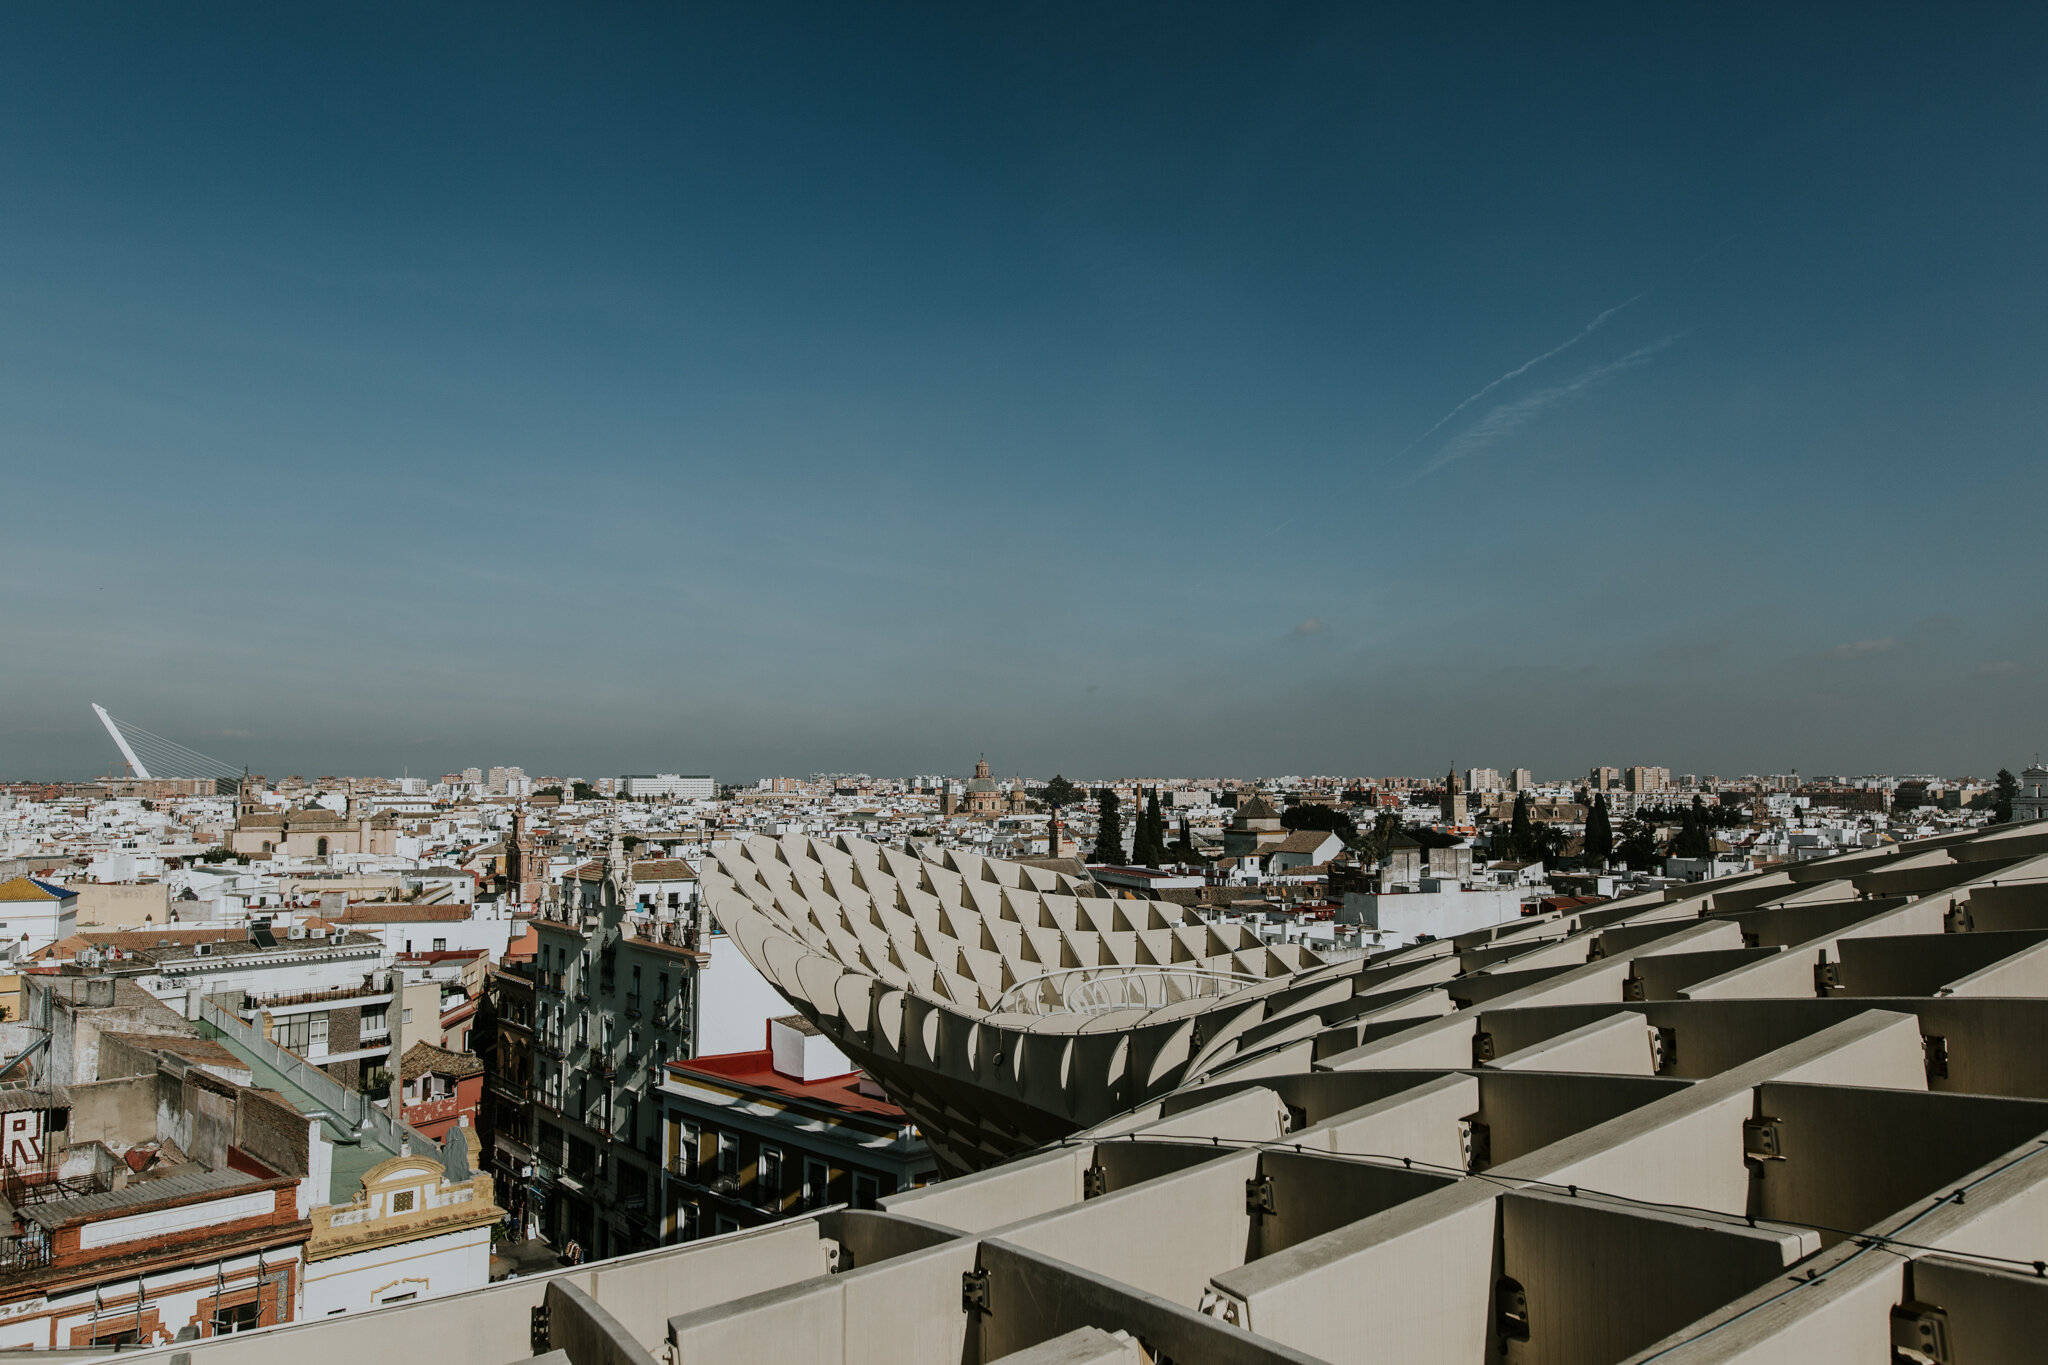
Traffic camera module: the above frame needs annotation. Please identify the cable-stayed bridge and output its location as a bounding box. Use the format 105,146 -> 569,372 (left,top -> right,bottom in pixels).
90,704 -> 243,783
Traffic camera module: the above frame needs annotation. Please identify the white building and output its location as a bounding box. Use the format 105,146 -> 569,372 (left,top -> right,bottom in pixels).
332,901 -> 514,962
0,876 -> 79,954
2013,763 -> 2048,823
300,1149 -> 498,1318
1337,886 -> 1523,948
630,858 -> 702,915
620,774 -> 715,801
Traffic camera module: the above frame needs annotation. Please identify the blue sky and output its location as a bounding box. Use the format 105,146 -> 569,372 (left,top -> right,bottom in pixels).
4,5 -> 2044,781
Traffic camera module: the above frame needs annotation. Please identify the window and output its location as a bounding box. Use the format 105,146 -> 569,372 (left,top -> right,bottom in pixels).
272,1011 -> 329,1054
362,1004 -> 388,1036
316,837 -> 328,856
716,1132 -> 737,1178
212,1301 -> 261,1335
433,937 -> 447,952
677,1120 -> 700,1177
803,1159 -> 829,1211
758,1147 -> 782,1207
853,1173 -> 879,1210
680,1201 -> 701,1241
715,1215 -> 738,1235
577,1013 -> 589,1046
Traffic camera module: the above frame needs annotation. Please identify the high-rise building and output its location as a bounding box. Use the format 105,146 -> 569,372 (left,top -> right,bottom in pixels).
1465,767 -> 1502,793
1590,765 -> 1621,792
1510,767 -> 1534,792
1625,765 -> 1671,794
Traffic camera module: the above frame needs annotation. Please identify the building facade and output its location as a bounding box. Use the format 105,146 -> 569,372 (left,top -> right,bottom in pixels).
618,775 -> 714,801
658,1016 -> 933,1242
2013,761 -> 2048,823
300,1149 -> 498,1319
527,838 -> 704,1260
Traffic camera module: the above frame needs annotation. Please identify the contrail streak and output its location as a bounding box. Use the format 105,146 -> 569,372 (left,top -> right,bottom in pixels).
1391,294 -> 1643,461
1411,332 -> 1684,480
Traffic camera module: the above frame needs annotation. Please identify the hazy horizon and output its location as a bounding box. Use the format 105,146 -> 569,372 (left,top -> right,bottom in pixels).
5,7 -> 2044,782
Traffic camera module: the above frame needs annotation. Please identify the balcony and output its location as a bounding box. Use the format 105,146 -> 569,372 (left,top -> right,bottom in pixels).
624,995 -> 642,1019
628,916 -> 703,952
0,1234 -> 51,1276
240,980 -> 392,1013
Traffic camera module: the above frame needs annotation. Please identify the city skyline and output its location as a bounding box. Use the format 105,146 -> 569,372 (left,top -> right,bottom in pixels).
5,6 -> 2045,778
11,704 -> 2017,792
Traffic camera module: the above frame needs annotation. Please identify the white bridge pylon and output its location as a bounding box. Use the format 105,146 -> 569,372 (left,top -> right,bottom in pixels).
90,704 -> 243,782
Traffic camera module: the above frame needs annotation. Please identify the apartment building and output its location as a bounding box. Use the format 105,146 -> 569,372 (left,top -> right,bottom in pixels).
619,775 -> 715,801
1625,764 -> 1672,793
526,839 -> 703,1259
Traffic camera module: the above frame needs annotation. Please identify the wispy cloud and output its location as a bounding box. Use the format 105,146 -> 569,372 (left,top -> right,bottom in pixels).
1393,295 -> 1642,462
1976,660 -> 2023,676
1290,618 -> 1326,636
1414,335 -> 1681,478
1827,637 -> 1897,658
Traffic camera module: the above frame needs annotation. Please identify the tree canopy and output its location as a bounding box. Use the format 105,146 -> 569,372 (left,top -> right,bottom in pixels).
1281,803 -> 1358,843
1041,774 -> 1078,809
1617,813 -> 1659,870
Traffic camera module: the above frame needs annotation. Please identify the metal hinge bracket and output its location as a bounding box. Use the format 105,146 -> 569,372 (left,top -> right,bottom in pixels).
1923,1034 -> 1949,1082
961,1268 -> 991,1316
1245,1175 -> 1275,1216
1082,1164 -> 1106,1199
1890,1300 -> 1952,1364
530,1303 -> 551,1355
1461,1118 -> 1492,1172
1652,1025 -> 1680,1075
1743,1117 -> 1785,1164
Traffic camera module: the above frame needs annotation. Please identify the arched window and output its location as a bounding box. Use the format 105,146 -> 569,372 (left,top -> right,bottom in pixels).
316,837 -> 329,857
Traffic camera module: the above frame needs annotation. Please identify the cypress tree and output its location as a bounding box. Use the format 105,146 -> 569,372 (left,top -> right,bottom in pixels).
1675,795 -> 1713,859
1090,788 -> 1124,864
1584,794 -> 1614,866
1509,792 -> 1534,860
1139,789 -> 1167,867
